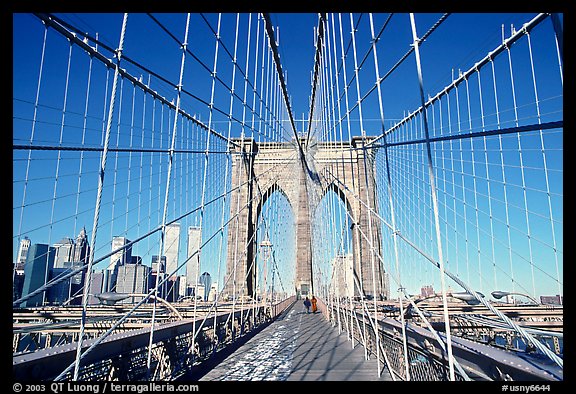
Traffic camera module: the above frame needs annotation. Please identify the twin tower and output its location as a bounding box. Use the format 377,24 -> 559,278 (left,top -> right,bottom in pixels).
223,137 -> 389,301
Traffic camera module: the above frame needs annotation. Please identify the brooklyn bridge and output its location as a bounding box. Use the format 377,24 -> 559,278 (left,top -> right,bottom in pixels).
12,12 -> 563,381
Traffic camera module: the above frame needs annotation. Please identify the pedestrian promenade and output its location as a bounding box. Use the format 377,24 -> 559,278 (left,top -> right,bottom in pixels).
199,301 -> 391,381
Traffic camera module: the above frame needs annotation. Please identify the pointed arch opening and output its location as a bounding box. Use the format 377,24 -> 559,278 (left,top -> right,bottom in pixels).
312,182 -> 358,299
250,183 -> 296,301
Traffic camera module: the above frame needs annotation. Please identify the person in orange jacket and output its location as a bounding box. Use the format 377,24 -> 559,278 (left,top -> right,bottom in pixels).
311,295 -> 318,313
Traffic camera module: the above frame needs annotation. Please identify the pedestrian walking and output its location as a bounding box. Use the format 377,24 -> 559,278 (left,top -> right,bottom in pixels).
311,295 -> 318,313
303,296 -> 311,314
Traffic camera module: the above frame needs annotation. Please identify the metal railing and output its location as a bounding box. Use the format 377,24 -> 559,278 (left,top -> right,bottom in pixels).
322,299 -> 562,381
13,297 -> 295,381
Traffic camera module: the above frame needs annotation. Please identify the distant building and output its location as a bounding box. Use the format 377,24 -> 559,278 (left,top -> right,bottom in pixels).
208,282 -> 218,302
540,295 -> 563,305
149,255 -> 167,299
46,268 -> 72,305
53,227 -> 90,269
115,261 -> 150,303
165,223 -> 181,278
73,226 -> 90,265
13,271 -> 25,301
178,275 -> 187,301
64,261 -> 85,286
45,260 -> 86,305
88,270 -> 105,305
382,272 -> 390,301
151,255 -> 166,273
21,244 -> 56,307
15,237 -> 31,271
421,285 -> 435,298
166,276 -> 181,303
111,236 -> 132,268
199,272 -> 212,301
129,255 -> 142,265
103,265 -> 118,293
196,284 -> 205,301
186,226 -> 201,293
108,236 -> 132,291
53,238 -> 75,269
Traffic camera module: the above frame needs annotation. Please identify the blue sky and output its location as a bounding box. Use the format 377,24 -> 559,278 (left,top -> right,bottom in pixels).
13,12 -> 562,138
14,13 -> 557,131
13,13 -> 562,298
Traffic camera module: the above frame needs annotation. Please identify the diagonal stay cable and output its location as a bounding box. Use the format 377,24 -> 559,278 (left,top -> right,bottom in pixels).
52,152 -> 298,380
33,13 -> 238,148
321,166 -> 563,369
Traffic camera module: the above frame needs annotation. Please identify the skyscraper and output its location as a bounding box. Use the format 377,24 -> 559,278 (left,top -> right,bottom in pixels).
46,268 -> 72,305
115,261 -> 150,303
13,237 -> 30,300
52,228 -> 90,270
151,255 -> 166,273
186,226 -> 201,293
88,270 -> 104,304
43,260 -> 86,306
110,236 -> 132,268
53,238 -> 75,269
21,244 -> 56,307
129,255 -> 142,265
164,223 -> 180,278
199,272 -> 212,301
149,255 -> 167,299
166,276 -> 181,302
13,271 -> 25,301
108,236 -> 132,291
73,226 -> 90,265
15,236 -> 30,271
178,275 -> 187,300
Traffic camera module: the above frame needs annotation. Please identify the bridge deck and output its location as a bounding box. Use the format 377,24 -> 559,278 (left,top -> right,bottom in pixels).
199,301 -> 391,381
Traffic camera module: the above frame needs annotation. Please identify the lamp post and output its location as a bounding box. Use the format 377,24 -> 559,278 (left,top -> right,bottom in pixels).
491,290 -> 539,305
450,291 -> 485,305
404,291 -> 485,318
260,238 -> 272,304
271,250 -> 276,303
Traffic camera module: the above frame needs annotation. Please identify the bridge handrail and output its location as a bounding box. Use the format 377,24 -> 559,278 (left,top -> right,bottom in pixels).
13,298 -> 295,381
326,302 -> 562,381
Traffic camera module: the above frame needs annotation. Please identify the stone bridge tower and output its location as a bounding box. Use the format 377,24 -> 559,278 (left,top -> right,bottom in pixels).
223,137 -> 389,301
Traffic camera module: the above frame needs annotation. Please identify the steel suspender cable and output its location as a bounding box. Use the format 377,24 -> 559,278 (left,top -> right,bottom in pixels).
409,13 -> 456,381
72,13 -> 129,381
368,12 -> 411,380
147,13 -> 190,379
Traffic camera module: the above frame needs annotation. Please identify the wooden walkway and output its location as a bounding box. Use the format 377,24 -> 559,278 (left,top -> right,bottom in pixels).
199,301 -> 392,381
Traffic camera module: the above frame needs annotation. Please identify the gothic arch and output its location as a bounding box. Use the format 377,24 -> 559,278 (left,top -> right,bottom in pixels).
319,182 -> 356,226
224,137 -> 388,300
255,182 -> 294,225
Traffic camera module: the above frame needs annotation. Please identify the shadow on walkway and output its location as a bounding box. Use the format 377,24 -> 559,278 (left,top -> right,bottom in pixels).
197,302 -> 391,381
